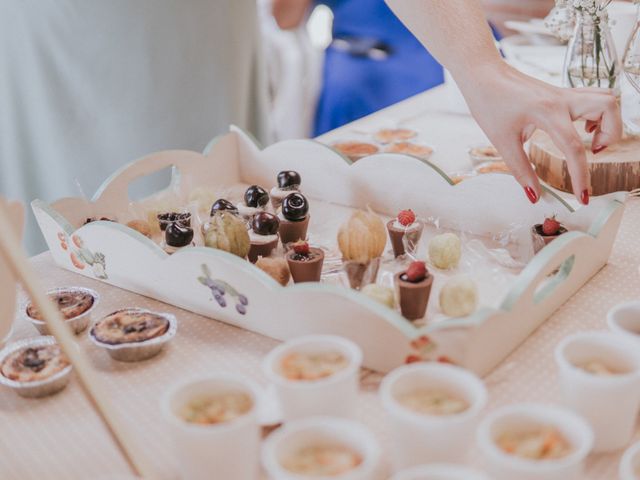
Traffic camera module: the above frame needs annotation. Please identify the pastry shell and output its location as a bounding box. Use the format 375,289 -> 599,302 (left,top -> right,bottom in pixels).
0,336 -> 73,398
22,287 -> 99,336
88,308 -> 177,362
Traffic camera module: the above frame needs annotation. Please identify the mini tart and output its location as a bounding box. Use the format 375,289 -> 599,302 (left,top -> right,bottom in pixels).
531,224 -> 568,254
384,141 -> 433,160
91,309 -> 170,345
374,128 -> 417,144
1,344 -> 69,383
469,145 -> 502,164
497,428 -> 572,460
26,290 -> 94,321
157,212 -> 191,231
332,141 -> 379,162
475,161 -> 511,174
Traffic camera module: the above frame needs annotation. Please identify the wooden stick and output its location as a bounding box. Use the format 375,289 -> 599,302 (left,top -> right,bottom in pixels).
0,200 -> 156,479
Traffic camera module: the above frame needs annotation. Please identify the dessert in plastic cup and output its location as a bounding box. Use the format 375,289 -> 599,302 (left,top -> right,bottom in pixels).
380,363 -> 487,469
262,335 -> 362,422
476,403 -> 593,480
554,331 -> 640,452
0,336 -> 72,398
162,374 -> 261,480
389,463 -> 489,480
619,441 -> 640,480
607,301 -> 640,344
23,286 -> 99,335
262,417 -> 381,480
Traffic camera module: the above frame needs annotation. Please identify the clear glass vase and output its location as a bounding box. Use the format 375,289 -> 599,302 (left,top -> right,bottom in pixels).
563,10 -> 620,92
622,11 -> 640,134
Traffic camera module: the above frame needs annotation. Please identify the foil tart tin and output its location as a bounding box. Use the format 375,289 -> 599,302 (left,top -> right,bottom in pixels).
88,308 -> 178,362
0,336 -> 73,398
22,286 -> 100,336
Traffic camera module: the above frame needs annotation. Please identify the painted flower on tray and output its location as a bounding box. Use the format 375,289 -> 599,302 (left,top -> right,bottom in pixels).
198,264 -> 249,315
405,334 -> 458,366
56,231 -> 108,279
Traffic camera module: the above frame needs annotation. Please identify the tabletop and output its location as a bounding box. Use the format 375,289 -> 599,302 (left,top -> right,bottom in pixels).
3,88 -> 640,480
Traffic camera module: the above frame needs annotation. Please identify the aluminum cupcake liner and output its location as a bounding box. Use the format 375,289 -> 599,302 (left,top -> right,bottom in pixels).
22,286 -> 100,336
0,336 -> 72,398
88,308 -> 177,362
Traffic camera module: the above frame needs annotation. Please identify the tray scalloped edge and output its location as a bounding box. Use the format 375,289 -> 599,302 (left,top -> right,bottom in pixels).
30,128 -> 626,374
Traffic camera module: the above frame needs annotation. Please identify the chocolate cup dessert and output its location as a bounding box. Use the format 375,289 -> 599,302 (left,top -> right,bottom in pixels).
386,220 -> 424,258
531,225 -> 568,254
395,272 -> 433,321
279,215 -> 310,245
343,258 -> 381,290
287,247 -> 324,283
248,237 -> 279,263
157,212 -> 191,231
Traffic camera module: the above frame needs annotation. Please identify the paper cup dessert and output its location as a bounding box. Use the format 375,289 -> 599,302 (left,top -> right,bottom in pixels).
389,463 -> 489,480
263,335 -> 362,422
380,363 -> 487,469
162,375 -> 261,480
620,441 -> 640,480
607,301 -> 640,344
89,308 -> 177,362
0,336 -> 72,398
476,403 -> 594,480
555,331 -> 640,452
262,417 -> 381,480
23,286 -> 99,335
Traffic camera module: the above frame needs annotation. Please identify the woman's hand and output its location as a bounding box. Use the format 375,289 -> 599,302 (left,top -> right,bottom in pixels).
457,62 -> 622,205
385,0 -> 623,205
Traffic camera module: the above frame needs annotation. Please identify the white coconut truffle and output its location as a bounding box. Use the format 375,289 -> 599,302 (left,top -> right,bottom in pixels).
428,233 -> 462,269
439,276 -> 477,317
361,284 -> 395,308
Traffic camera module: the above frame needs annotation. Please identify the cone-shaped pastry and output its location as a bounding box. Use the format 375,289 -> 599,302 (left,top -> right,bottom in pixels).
248,212 -> 280,263
387,209 -> 423,258
279,192 -> 310,245
338,209 -> 386,289
395,261 -> 433,321
287,241 -> 324,283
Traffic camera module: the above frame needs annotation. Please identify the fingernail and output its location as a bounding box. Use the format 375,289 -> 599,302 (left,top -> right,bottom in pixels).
581,189 -> 589,205
587,124 -> 597,133
592,145 -> 606,154
525,186 -> 538,204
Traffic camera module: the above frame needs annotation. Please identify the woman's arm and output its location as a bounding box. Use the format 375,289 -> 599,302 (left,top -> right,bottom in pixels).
386,0 -> 622,204
272,0 -> 313,30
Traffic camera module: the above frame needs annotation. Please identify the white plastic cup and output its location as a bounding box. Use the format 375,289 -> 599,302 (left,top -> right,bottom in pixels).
555,331 -> 640,452
619,441 -> 640,480
476,403 -> 594,480
379,363 -> 488,469
389,463 -> 489,480
262,335 -> 362,422
162,375 -> 262,480
607,301 -> 640,344
261,416 -> 381,480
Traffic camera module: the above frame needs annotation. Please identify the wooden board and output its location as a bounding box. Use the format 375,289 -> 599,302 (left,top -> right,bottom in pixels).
529,130 -> 640,195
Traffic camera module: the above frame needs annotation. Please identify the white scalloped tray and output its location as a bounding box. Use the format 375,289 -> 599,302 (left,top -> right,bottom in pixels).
31,127 -> 626,374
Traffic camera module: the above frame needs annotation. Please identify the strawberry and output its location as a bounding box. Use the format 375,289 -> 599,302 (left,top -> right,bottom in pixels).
397,209 -> 416,227
542,215 -> 561,236
405,261 -> 427,282
292,241 -> 310,256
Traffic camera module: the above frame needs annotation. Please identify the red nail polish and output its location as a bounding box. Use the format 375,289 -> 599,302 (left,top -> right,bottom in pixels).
581,189 -> 589,205
525,186 -> 538,204
592,145 -> 606,154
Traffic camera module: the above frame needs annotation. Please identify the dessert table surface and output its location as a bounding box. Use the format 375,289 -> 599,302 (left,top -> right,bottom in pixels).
3,81 -> 640,479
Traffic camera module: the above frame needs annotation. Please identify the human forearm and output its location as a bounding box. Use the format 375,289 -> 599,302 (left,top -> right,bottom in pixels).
385,0 -> 502,82
272,0 -> 312,30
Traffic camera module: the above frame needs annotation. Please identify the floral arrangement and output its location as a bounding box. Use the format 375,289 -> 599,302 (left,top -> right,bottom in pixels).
553,0 -> 619,89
